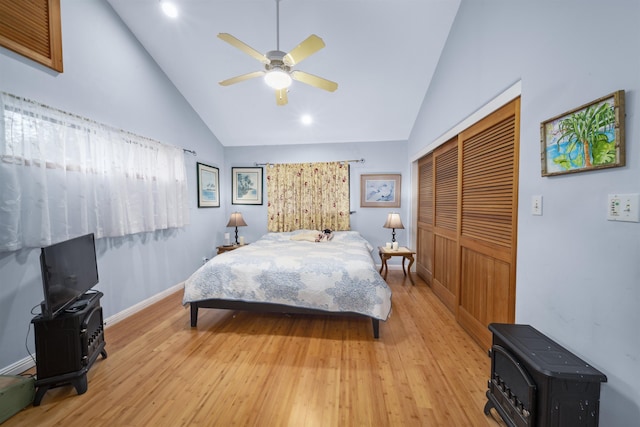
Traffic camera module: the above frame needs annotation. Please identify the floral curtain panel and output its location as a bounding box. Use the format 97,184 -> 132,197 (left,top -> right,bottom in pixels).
266,161 -> 350,232
0,92 -> 189,252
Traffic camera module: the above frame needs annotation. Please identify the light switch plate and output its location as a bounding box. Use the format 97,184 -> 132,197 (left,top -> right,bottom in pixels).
607,193 -> 640,222
531,195 -> 542,216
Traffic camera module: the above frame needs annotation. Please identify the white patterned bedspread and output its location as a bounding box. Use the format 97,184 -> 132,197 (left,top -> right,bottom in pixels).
182,230 -> 392,321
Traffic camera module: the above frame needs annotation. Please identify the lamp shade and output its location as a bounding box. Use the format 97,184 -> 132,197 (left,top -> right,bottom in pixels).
226,212 -> 247,227
383,213 -> 404,230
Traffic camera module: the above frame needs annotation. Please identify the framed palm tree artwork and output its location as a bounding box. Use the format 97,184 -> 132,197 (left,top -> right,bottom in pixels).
540,90 -> 625,176
232,167 -> 263,205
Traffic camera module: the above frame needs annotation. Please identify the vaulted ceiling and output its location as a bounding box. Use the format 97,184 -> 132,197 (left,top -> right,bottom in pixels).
107,0 -> 460,147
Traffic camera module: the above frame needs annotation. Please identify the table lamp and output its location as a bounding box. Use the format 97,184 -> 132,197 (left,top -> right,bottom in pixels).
383,212 -> 404,243
226,212 -> 247,245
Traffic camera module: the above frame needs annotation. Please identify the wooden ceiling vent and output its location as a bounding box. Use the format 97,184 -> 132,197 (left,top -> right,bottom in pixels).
0,0 -> 63,72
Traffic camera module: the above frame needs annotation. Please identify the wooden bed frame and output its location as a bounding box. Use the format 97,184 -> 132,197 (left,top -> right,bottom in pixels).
190,299 -> 381,339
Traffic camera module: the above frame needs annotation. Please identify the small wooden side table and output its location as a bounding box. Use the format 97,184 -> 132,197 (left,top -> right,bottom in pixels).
378,246 -> 416,285
216,244 -> 248,255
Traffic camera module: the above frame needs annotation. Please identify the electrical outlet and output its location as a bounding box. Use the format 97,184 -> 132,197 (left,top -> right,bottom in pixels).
607,193 -> 640,222
202,256 -> 209,265
531,195 -> 542,216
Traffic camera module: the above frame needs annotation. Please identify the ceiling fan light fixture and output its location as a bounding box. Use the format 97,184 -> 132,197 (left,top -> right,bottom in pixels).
264,69 -> 292,90
216,0 -> 336,105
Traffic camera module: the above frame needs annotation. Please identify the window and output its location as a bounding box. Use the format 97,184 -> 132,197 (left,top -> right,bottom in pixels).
0,92 -> 189,252
266,161 -> 350,232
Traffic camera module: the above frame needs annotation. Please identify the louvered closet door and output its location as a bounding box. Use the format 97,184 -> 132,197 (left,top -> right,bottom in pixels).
416,155 -> 434,284
457,98 -> 520,349
431,138 -> 459,313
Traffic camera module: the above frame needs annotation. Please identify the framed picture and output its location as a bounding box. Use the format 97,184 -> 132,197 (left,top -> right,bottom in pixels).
360,174 -> 401,208
232,167 -> 263,205
197,162 -> 220,208
541,90 -> 625,177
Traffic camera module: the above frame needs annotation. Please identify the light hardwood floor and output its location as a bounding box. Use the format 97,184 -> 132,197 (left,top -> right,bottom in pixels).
7,271 -> 505,426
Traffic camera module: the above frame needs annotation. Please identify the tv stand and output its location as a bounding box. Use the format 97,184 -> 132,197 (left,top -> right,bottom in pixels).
31,291 -> 107,406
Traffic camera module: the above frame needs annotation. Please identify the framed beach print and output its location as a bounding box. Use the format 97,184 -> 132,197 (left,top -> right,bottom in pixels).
197,162 -> 220,208
541,90 -> 625,177
232,167 -> 263,205
360,174 -> 401,208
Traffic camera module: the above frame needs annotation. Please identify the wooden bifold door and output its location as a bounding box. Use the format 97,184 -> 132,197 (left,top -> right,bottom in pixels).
416,98 -> 520,349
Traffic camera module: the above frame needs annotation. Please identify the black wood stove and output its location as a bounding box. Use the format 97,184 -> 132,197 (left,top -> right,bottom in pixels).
484,323 -> 607,427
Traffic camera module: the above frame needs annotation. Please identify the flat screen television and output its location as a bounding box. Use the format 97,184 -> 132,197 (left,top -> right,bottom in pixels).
39,233 -> 99,319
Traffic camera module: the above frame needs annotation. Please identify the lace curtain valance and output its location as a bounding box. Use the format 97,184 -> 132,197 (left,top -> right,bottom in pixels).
0,92 -> 189,252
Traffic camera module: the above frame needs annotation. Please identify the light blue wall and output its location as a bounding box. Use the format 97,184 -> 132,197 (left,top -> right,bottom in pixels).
0,1 -> 226,370
5,1 -> 635,424
409,1 -> 639,425
0,1 -> 409,374
224,141 -> 410,252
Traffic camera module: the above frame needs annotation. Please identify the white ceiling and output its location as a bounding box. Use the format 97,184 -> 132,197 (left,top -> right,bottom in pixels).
106,0 -> 460,147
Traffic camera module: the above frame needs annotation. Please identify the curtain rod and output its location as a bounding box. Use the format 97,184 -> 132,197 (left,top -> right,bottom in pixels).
2,91 -> 178,150
183,149 -> 197,156
254,158 -> 365,167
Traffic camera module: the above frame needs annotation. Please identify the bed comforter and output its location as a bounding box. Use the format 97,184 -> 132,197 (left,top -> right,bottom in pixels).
182,230 -> 392,321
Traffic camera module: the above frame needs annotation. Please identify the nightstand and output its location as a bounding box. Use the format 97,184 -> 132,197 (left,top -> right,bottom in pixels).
216,244 -> 247,255
378,246 -> 416,285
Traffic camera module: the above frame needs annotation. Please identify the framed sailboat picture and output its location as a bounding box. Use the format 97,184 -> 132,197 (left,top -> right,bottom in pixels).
197,162 -> 220,207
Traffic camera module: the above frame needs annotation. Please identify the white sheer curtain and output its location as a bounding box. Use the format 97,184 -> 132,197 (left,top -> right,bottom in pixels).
0,92 -> 189,252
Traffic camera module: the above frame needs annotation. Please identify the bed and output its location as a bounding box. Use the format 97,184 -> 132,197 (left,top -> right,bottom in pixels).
183,230 -> 392,338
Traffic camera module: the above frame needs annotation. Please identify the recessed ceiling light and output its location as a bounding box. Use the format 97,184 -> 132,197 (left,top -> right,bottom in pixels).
161,2 -> 178,18
301,115 -> 313,125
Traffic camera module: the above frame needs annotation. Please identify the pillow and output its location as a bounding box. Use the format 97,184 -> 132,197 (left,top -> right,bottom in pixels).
290,230 -> 334,242
290,231 -> 321,242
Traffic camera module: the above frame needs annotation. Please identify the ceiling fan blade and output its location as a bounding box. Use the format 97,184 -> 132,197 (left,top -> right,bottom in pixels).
283,34 -> 325,66
291,70 -> 338,92
218,33 -> 268,64
219,71 -> 265,86
276,89 -> 288,106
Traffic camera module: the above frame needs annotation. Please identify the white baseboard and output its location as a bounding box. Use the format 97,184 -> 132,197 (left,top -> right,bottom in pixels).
0,357 -> 35,376
0,282 -> 185,376
104,281 -> 184,327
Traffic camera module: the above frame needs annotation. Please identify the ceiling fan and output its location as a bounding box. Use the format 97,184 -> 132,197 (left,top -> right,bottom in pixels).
217,0 -> 338,106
